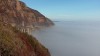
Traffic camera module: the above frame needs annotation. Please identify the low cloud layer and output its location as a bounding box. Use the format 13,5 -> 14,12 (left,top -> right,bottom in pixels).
33,21 -> 100,56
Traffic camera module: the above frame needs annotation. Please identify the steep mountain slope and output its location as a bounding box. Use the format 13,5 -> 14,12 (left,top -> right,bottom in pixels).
0,0 -> 54,34
0,21 -> 51,56
0,0 -> 53,56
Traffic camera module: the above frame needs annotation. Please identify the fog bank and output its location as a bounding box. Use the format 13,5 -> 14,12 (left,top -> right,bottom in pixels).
32,21 -> 100,56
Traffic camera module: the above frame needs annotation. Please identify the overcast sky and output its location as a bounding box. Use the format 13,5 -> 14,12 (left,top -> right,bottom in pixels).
21,0 -> 100,21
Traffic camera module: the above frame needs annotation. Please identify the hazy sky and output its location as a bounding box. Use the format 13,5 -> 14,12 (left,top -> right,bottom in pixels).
21,0 -> 100,21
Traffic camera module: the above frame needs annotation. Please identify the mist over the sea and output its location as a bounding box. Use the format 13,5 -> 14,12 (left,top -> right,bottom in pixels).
32,21 -> 100,56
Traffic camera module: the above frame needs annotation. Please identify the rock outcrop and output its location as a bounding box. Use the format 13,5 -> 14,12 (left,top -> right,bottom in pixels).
0,0 -> 54,34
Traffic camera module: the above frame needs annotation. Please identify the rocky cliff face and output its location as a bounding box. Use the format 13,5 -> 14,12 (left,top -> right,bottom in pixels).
0,0 -> 53,56
0,0 -> 54,34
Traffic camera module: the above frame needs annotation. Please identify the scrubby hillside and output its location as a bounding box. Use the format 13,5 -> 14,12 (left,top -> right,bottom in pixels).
0,0 -> 53,56
0,21 -> 51,56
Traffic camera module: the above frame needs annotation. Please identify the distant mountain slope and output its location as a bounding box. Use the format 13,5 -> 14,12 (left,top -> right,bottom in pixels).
0,0 -> 54,34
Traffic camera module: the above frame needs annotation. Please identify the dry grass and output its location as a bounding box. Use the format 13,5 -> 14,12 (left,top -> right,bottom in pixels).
0,21 -> 50,56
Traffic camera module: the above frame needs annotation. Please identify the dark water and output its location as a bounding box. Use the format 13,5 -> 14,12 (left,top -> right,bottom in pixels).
32,21 -> 100,56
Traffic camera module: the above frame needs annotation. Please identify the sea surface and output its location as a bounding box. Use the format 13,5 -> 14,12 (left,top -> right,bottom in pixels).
32,21 -> 100,56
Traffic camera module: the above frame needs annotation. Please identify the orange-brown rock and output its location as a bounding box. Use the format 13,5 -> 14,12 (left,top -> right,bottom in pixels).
0,0 -> 52,56
0,0 -> 54,34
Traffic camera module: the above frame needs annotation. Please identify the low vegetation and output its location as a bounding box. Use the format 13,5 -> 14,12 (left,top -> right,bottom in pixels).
0,21 -> 50,56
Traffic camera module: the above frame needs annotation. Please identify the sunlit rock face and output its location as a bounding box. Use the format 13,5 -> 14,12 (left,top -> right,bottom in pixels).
0,0 -> 54,34
0,0 -> 52,56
